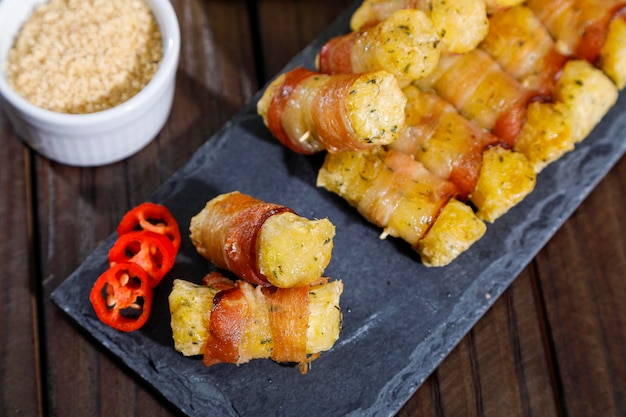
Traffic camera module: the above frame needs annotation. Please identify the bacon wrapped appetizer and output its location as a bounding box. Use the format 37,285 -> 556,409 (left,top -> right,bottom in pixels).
512,59 -> 617,172
169,275 -> 343,374
389,86 -> 496,200
479,5 -> 618,171
390,86 -> 536,222
552,60 -> 618,143
413,45 -> 617,173
190,192 -> 335,288
349,0 -> 489,54
414,49 -> 540,148
317,9 -> 441,85
513,59 -> 615,173
317,147 -> 486,266
257,67 -> 406,154
470,146 -> 537,222
525,0 -> 626,89
480,6 -> 618,138
479,5 -> 568,97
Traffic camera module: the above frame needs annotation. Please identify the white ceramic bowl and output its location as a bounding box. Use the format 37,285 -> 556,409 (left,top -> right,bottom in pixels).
0,0 -> 180,167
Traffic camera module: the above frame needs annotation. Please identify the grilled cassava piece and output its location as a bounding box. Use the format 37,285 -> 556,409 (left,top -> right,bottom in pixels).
525,0 -> 626,89
169,274 -> 343,374
317,9 -> 441,86
480,3 -> 620,113
479,5 -> 619,171
349,0 -> 489,54
415,46 -> 617,172
257,67 -> 406,154
414,48 -> 539,147
390,85 -> 536,222
190,192 -> 335,288
317,148 -> 486,266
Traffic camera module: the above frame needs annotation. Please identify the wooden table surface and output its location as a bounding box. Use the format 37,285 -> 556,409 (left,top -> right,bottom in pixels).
2,1 -> 625,416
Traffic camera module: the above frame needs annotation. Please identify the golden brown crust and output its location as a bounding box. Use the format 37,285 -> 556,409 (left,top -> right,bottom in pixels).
318,9 -> 440,84
258,67 -> 406,153
190,192 -> 294,286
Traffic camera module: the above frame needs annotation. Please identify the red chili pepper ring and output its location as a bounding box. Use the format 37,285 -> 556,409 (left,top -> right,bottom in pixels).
89,262 -> 153,332
117,202 -> 181,252
108,230 -> 176,288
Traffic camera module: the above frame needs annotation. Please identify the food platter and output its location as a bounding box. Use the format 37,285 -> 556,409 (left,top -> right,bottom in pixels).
51,2 -> 626,416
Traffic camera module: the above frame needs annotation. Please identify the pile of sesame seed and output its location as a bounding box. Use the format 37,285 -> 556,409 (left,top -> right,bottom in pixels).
6,0 -> 163,114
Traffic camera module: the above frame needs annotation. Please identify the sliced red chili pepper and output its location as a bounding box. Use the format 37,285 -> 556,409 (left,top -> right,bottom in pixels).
117,202 -> 181,252
89,262 -> 153,332
108,231 -> 176,288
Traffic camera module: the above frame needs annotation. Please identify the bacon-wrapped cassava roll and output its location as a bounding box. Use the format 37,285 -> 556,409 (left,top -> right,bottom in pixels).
479,5 -> 569,97
514,58 -> 617,171
168,275 -> 343,374
317,147 -> 486,266
414,49 -> 540,148
390,86 -> 536,222
479,6 -> 618,171
257,67 -> 406,154
480,6 -> 618,133
317,9 -> 440,85
391,85 -> 502,198
413,47 -> 615,173
552,60 -> 618,142
190,192 -> 335,288
525,0 -> 626,89
349,0 -> 489,54
470,146 -> 537,222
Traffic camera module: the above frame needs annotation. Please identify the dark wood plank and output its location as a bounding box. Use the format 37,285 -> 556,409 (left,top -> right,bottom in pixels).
256,0 -> 355,80
0,117 -> 41,416
535,155 -> 626,417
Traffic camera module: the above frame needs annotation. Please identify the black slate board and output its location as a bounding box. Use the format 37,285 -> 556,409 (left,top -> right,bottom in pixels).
51,2 -> 626,416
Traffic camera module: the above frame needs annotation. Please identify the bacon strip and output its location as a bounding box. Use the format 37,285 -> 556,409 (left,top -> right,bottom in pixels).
265,67 -> 320,154
264,286 -> 309,366
318,33 -> 356,76
575,4 -> 626,64
190,192 -> 294,286
415,49 -> 542,147
309,72 -> 368,153
317,148 -> 458,247
390,87 -> 502,200
526,0 -> 626,65
203,286 -> 248,366
258,67 -> 406,154
202,278 -> 313,372
480,5 -> 569,97
317,9 -> 440,85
